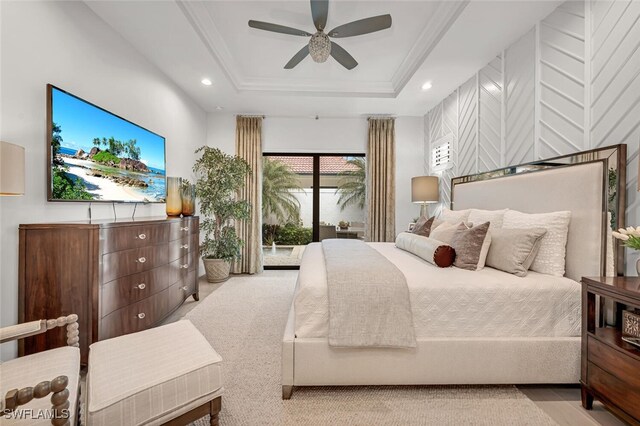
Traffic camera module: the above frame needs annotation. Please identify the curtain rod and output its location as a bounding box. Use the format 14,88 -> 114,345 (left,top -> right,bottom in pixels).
367,116 -> 396,121
237,114 -> 266,119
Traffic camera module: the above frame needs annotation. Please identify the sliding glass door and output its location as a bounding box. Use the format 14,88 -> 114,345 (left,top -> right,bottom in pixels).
262,153 -> 366,269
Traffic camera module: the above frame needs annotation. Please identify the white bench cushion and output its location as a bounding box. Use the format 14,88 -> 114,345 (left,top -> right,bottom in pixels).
0,346 -> 80,425
87,320 -> 222,426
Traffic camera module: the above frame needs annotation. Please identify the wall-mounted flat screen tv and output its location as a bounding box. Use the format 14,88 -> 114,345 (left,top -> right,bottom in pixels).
47,84 -> 166,203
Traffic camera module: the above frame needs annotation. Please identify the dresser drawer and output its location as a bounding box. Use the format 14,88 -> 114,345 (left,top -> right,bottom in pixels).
169,255 -> 193,284
101,224 -> 169,254
588,362 -> 640,419
169,220 -> 194,241
190,232 -> 199,253
173,270 -> 197,302
100,281 -> 182,340
169,237 -> 192,261
190,249 -> 199,272
101,265 -> 171,317
102,244 -> 169,282
588,336 -> 640,389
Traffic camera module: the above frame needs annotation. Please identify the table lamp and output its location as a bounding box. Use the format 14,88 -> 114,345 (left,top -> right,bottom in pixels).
1,141 -> 25,196
411,176 -> 439,217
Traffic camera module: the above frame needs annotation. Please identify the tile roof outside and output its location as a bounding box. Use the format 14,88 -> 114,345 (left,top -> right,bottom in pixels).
267,156 -> 361,174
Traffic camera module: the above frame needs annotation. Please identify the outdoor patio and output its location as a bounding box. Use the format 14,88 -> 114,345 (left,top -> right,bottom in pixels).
262,245 -> 306,266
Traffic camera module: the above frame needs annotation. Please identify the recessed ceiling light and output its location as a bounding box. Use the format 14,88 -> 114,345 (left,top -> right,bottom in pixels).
421,81 -> 432,91
215,106 -> 224,111
201,78 -> 212,86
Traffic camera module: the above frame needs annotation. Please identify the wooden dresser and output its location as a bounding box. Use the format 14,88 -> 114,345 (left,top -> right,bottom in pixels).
581,276 -> 640,425
18,216 -> 199,363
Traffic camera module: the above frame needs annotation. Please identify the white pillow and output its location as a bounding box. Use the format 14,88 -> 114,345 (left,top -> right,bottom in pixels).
440,208 -> 471,223
430,221 -> 467,245
468,208 -> 508,229
502,210 -> 572,277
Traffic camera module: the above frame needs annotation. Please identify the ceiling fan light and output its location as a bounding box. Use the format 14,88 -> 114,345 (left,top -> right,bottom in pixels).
309,31 -> 331,63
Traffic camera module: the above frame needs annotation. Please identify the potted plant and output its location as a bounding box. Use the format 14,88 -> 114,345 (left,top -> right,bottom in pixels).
193,146 -> 251,282
338,220 -> 349,230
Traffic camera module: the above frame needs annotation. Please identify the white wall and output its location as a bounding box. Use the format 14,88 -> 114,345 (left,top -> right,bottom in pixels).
424,0 -> 639,276
206,114 -> 425,235
0,1 -> 207,360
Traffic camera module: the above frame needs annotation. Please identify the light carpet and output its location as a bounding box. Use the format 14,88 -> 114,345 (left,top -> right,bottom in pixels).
185,270 -> 558,426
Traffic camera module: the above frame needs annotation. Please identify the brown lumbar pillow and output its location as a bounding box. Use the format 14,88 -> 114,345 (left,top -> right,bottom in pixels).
412,216 -> 436,237
450,221 -> 491,271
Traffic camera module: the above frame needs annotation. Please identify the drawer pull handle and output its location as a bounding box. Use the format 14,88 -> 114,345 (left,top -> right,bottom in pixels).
181,264 -> 189,269
138,233 -> 146,240
135,283 -> 146,290
181,244 -> 189,249
181,286 -> 188,291
137,257 -> 146,263
180,227 -> 189,231
137,313 -> 146,319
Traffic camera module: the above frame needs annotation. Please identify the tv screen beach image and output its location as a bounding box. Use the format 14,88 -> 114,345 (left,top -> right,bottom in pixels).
49,87 -> 166,202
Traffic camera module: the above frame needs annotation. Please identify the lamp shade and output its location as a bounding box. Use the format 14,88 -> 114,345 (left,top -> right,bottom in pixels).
411,176 -> 439,204
0,141 -> 25,196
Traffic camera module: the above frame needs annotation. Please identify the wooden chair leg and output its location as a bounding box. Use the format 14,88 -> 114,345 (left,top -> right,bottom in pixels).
209,396 -> 222,426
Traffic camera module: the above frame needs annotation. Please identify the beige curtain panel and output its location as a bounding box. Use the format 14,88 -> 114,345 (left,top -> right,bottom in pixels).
366,118 -> 396,242
234,116 -> 263,274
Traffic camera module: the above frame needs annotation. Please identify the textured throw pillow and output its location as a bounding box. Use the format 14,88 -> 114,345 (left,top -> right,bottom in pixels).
395,233 -> 456,267
411,216 -> 436,237
450,222 -> 491,271
502,210 -> 572,277
485,228 -> 547,277
468,208 -> 508,229
429,221 -> 468,245
440,208 -> 471,223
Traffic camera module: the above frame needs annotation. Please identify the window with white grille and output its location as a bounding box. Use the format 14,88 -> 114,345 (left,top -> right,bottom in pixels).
431,134 -> 453,172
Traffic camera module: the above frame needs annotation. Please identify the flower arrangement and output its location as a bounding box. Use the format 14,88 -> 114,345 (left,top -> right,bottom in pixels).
612,226 -> 640,250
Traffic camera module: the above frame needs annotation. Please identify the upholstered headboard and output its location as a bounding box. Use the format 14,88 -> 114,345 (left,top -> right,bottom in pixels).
452,161 -> 607,282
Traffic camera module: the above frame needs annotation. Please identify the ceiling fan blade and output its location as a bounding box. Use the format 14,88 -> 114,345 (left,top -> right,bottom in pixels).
248,20 -> 311,37
330,42 -> 358,70
328,14 -> 392,38
310,0 -> 329,31
284,45 -> 310,69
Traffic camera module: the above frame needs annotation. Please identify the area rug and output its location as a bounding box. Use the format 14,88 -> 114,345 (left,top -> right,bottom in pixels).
185,271 -> 557,426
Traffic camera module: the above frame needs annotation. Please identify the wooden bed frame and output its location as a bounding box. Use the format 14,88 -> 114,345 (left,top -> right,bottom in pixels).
282,151 -> 619,399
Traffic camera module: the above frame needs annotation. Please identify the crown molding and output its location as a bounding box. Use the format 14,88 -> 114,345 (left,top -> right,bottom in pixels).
177,0 -> 466,98
390,1 -> 469,93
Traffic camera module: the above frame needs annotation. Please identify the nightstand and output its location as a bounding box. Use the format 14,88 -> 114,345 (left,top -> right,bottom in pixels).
581,276 -> 640,425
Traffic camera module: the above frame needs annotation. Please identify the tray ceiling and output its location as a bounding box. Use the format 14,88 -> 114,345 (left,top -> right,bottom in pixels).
85,1 -> 562,116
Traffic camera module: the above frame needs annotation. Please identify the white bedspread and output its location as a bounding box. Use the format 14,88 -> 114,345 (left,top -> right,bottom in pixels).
294,242 -> 581,339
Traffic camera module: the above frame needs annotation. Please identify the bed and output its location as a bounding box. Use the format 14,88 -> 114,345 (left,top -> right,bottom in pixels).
282,159 -> 610,399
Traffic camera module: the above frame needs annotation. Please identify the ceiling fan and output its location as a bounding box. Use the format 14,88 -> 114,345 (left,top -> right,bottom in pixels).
248,0 -> 392,70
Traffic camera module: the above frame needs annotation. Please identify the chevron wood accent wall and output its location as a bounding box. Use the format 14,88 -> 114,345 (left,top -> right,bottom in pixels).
427,103 -> 444,216
478,56 -> 503,172
505,29 -> 536,165
539,1 -> 587,158
440,92 -> 459,209
424,0 -> 639,274
590,0 -> 640,276
458,76 -> 478,176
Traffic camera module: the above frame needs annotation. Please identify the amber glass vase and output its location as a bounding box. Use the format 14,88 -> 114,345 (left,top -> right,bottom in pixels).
181,183 -> 196,216
166,177 -> 182,216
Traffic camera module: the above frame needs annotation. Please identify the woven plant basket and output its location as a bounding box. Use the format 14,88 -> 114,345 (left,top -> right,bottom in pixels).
203,258 -> 231,283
